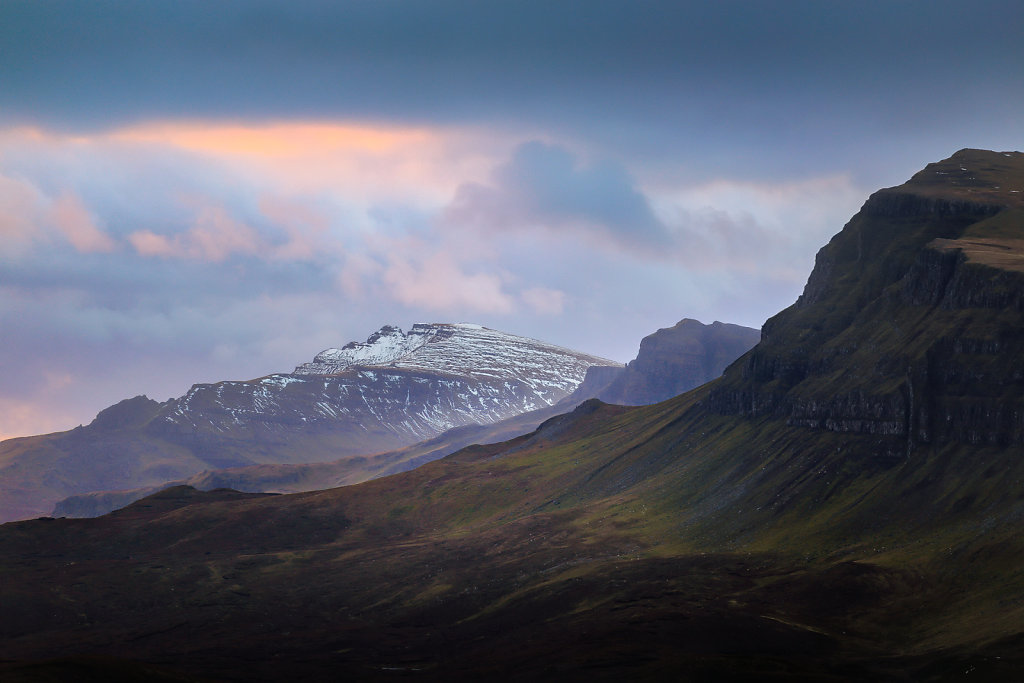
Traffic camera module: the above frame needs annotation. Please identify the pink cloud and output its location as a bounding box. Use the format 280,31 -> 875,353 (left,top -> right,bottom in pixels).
383,246 -> 515,314
258,196 -> 332,261
1,178 -> 117,255
0,174 -> 43,253
128,205 -> 261,262
520,287 -> 566,315
127,230 -> 176,257
0,372 -> 80,441
48,192 -> 117,253
186,206 -> 261,261
337,252 -> 384,298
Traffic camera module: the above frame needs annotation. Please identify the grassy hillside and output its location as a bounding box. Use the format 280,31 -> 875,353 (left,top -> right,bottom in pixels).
2,396 -> 1021,680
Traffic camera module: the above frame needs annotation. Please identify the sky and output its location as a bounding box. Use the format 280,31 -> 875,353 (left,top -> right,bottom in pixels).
1,1 -> 1022,440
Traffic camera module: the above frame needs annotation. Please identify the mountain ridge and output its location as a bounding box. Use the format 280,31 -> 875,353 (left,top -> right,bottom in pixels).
50,318 -> 759,519
2,149 -> 1022,680
568,318 -> 760,406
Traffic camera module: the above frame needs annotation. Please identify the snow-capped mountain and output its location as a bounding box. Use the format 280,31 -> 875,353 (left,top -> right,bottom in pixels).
294,323 -> 609,396
0,323 -> 619,521
155,323 -> 620,445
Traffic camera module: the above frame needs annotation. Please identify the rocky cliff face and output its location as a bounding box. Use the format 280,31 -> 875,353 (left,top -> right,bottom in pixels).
568,319 -> 759,406
706,149 -> 1024,455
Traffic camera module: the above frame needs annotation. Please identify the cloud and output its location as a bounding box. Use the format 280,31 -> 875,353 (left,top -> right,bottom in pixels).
520,287 -> 565,315
0,395 -> 81,442
257,196 -> 331,261
1,3 -> 1020,187
48,192 -> 117,253
446,141 -> 671,252
109,121 -> 488,201
650,174 -> 866,279
442,142 -> 867,286
0,176 -> 119,255
0,173 -> 43,253
129,205 -> 261,262
381,240 -> 516,314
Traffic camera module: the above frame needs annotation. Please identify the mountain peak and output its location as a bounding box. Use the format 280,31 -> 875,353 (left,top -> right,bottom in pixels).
294,323 -> 621,395
893,148 -> 1024,208
309,323 -> 431,369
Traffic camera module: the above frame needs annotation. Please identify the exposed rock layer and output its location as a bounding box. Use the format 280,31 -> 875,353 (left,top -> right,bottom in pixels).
706,149 -> 1024,454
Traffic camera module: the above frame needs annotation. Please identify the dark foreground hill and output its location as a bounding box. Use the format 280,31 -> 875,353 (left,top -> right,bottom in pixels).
2,149 -> 1023,682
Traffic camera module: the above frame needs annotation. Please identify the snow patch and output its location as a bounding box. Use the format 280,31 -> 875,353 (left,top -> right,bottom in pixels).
259,375 -> 306,388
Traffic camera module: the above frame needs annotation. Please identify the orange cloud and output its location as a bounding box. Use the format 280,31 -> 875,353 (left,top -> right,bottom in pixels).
113,122 -> 435,157
106,120 -> 501,200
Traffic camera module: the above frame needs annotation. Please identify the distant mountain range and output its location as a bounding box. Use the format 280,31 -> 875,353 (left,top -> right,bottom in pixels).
0,323 -> 620,522
50,318 -> 760,518
2,149 -> 1021,681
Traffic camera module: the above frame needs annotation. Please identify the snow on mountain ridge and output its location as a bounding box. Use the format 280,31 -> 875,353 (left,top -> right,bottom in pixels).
294,323 -> 621,394
309,324 -> 431,368
153,323 -> 623,450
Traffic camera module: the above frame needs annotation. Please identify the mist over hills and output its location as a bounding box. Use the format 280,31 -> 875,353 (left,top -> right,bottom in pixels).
2,150 -> 1024,681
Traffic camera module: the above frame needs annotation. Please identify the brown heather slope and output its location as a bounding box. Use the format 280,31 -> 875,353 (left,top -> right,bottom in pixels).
1,149 -> 1024,681
49,401 -> 571,519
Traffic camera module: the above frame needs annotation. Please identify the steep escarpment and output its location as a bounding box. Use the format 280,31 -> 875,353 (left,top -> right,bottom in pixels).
568,318 -> 759,406
707,149 -> 1024,454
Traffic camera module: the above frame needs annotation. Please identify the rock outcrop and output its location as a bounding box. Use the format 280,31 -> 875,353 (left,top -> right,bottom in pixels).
706,149 -> 1024,455
566,319 -> 759,406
